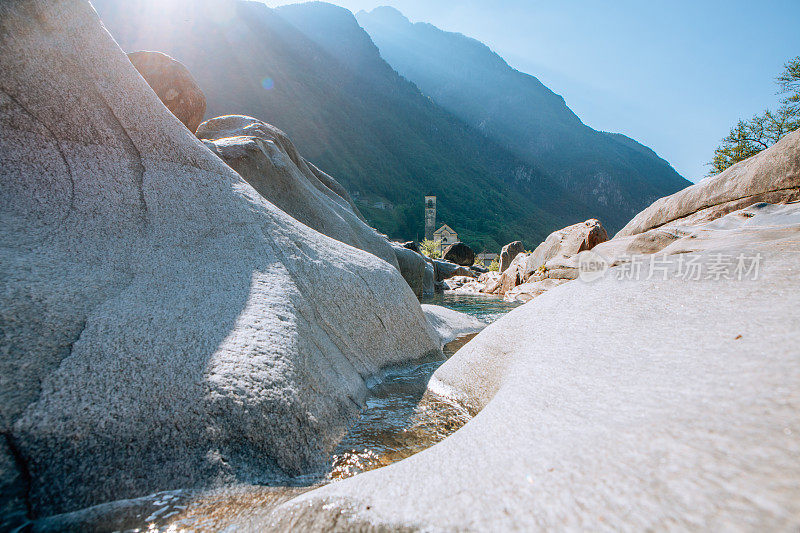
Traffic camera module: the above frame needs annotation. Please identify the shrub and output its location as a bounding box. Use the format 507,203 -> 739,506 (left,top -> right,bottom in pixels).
420,239 -> 441,259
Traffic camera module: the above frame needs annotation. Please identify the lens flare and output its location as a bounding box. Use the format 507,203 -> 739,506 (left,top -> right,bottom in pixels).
261,77 -> 274,91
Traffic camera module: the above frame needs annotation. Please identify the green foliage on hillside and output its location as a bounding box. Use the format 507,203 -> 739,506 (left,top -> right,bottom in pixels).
93,0 -> 599,252
709,57 -> 800,176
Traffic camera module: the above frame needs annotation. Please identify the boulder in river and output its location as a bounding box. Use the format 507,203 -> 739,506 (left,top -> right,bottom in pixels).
197,115 -> 398,268
522,218 -> 607,280
127,50 -> 206,133
0,0 -> 439,517
390,242 -> 428,298
423,261 -> 435,297
443,241 -> 475,266
431,259 -> 476,282
421,305 -> 485,346
499,240 -> 524,272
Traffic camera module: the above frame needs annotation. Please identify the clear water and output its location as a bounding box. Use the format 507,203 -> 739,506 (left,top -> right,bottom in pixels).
57,293 -> 521,531
325,292 -> 522,480
421,292 -> 523,324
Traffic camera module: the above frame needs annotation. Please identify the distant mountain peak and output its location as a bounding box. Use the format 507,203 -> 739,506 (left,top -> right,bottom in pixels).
357,9 -> 690,227
278,2 -> 386,74
359,6 -> 411,25
286,1 -> 358,20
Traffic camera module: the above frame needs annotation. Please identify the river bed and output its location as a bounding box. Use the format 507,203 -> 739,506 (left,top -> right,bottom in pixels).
327,293 -> 521,480
37,293 -> 521,531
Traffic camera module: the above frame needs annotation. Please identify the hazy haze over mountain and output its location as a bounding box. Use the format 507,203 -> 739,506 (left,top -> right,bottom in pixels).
356,6 -> 691,225
93,0 -> 596,251
262,0 -> 800,183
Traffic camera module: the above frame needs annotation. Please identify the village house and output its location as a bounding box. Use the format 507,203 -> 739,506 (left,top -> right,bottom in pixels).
475,252 -> 499,267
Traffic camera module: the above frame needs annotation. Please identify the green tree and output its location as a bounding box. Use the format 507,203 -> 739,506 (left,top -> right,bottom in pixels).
709,56 -> 800,176
419,239 -> 441,259
777,56 -> 800,113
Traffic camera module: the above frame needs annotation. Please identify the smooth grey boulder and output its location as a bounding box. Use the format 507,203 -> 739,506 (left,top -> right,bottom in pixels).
390,242 -> 427,298
127,50 -> 206,134
267,203 -> 800,531
442,241 -> 475,267
0,0 -> 439,517
617,128 -> 800,237
431,259 -> 476,282
197,115 -> 398,268
421,305 -> 485,346
423,261 -> 435,297
499,240 -> 524,272
522,218 -> 607,280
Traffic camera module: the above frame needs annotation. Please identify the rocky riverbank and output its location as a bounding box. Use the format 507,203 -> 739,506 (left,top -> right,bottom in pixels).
0,0 -> 478,524
263,132 -> 800,531
1,0 -> 799,530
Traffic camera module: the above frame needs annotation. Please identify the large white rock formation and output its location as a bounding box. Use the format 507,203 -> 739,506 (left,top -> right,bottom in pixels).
617,128 -> 800,237
267,201 -> 800,530
0,0 -> 440,517
197,115 -> 399,268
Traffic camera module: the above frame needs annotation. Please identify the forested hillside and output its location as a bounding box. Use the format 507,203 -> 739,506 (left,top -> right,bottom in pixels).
93,0 -> 594,251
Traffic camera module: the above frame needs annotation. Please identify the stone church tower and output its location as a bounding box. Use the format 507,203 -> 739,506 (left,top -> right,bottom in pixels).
424,196 -> 437,240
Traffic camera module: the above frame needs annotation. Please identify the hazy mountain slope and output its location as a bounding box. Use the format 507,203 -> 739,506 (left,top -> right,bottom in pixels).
92,0 -> 594,251
357,6 -> 692,226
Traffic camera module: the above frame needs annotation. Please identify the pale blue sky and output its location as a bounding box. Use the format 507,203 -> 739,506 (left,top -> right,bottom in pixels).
264,0 -> 800,182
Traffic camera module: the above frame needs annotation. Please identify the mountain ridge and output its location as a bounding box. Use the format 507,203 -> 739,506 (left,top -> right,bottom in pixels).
357,5 -> 691,227
92,0 -> 595,251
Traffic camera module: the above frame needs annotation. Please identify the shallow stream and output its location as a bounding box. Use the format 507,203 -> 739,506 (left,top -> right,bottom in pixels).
326,293 -> 521,480
38,293 -> 521,531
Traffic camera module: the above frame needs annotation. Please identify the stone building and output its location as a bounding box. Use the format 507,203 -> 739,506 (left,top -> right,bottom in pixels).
433,224 -> 458,254
424,195 -> 436,240
475,252 -> 499,267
